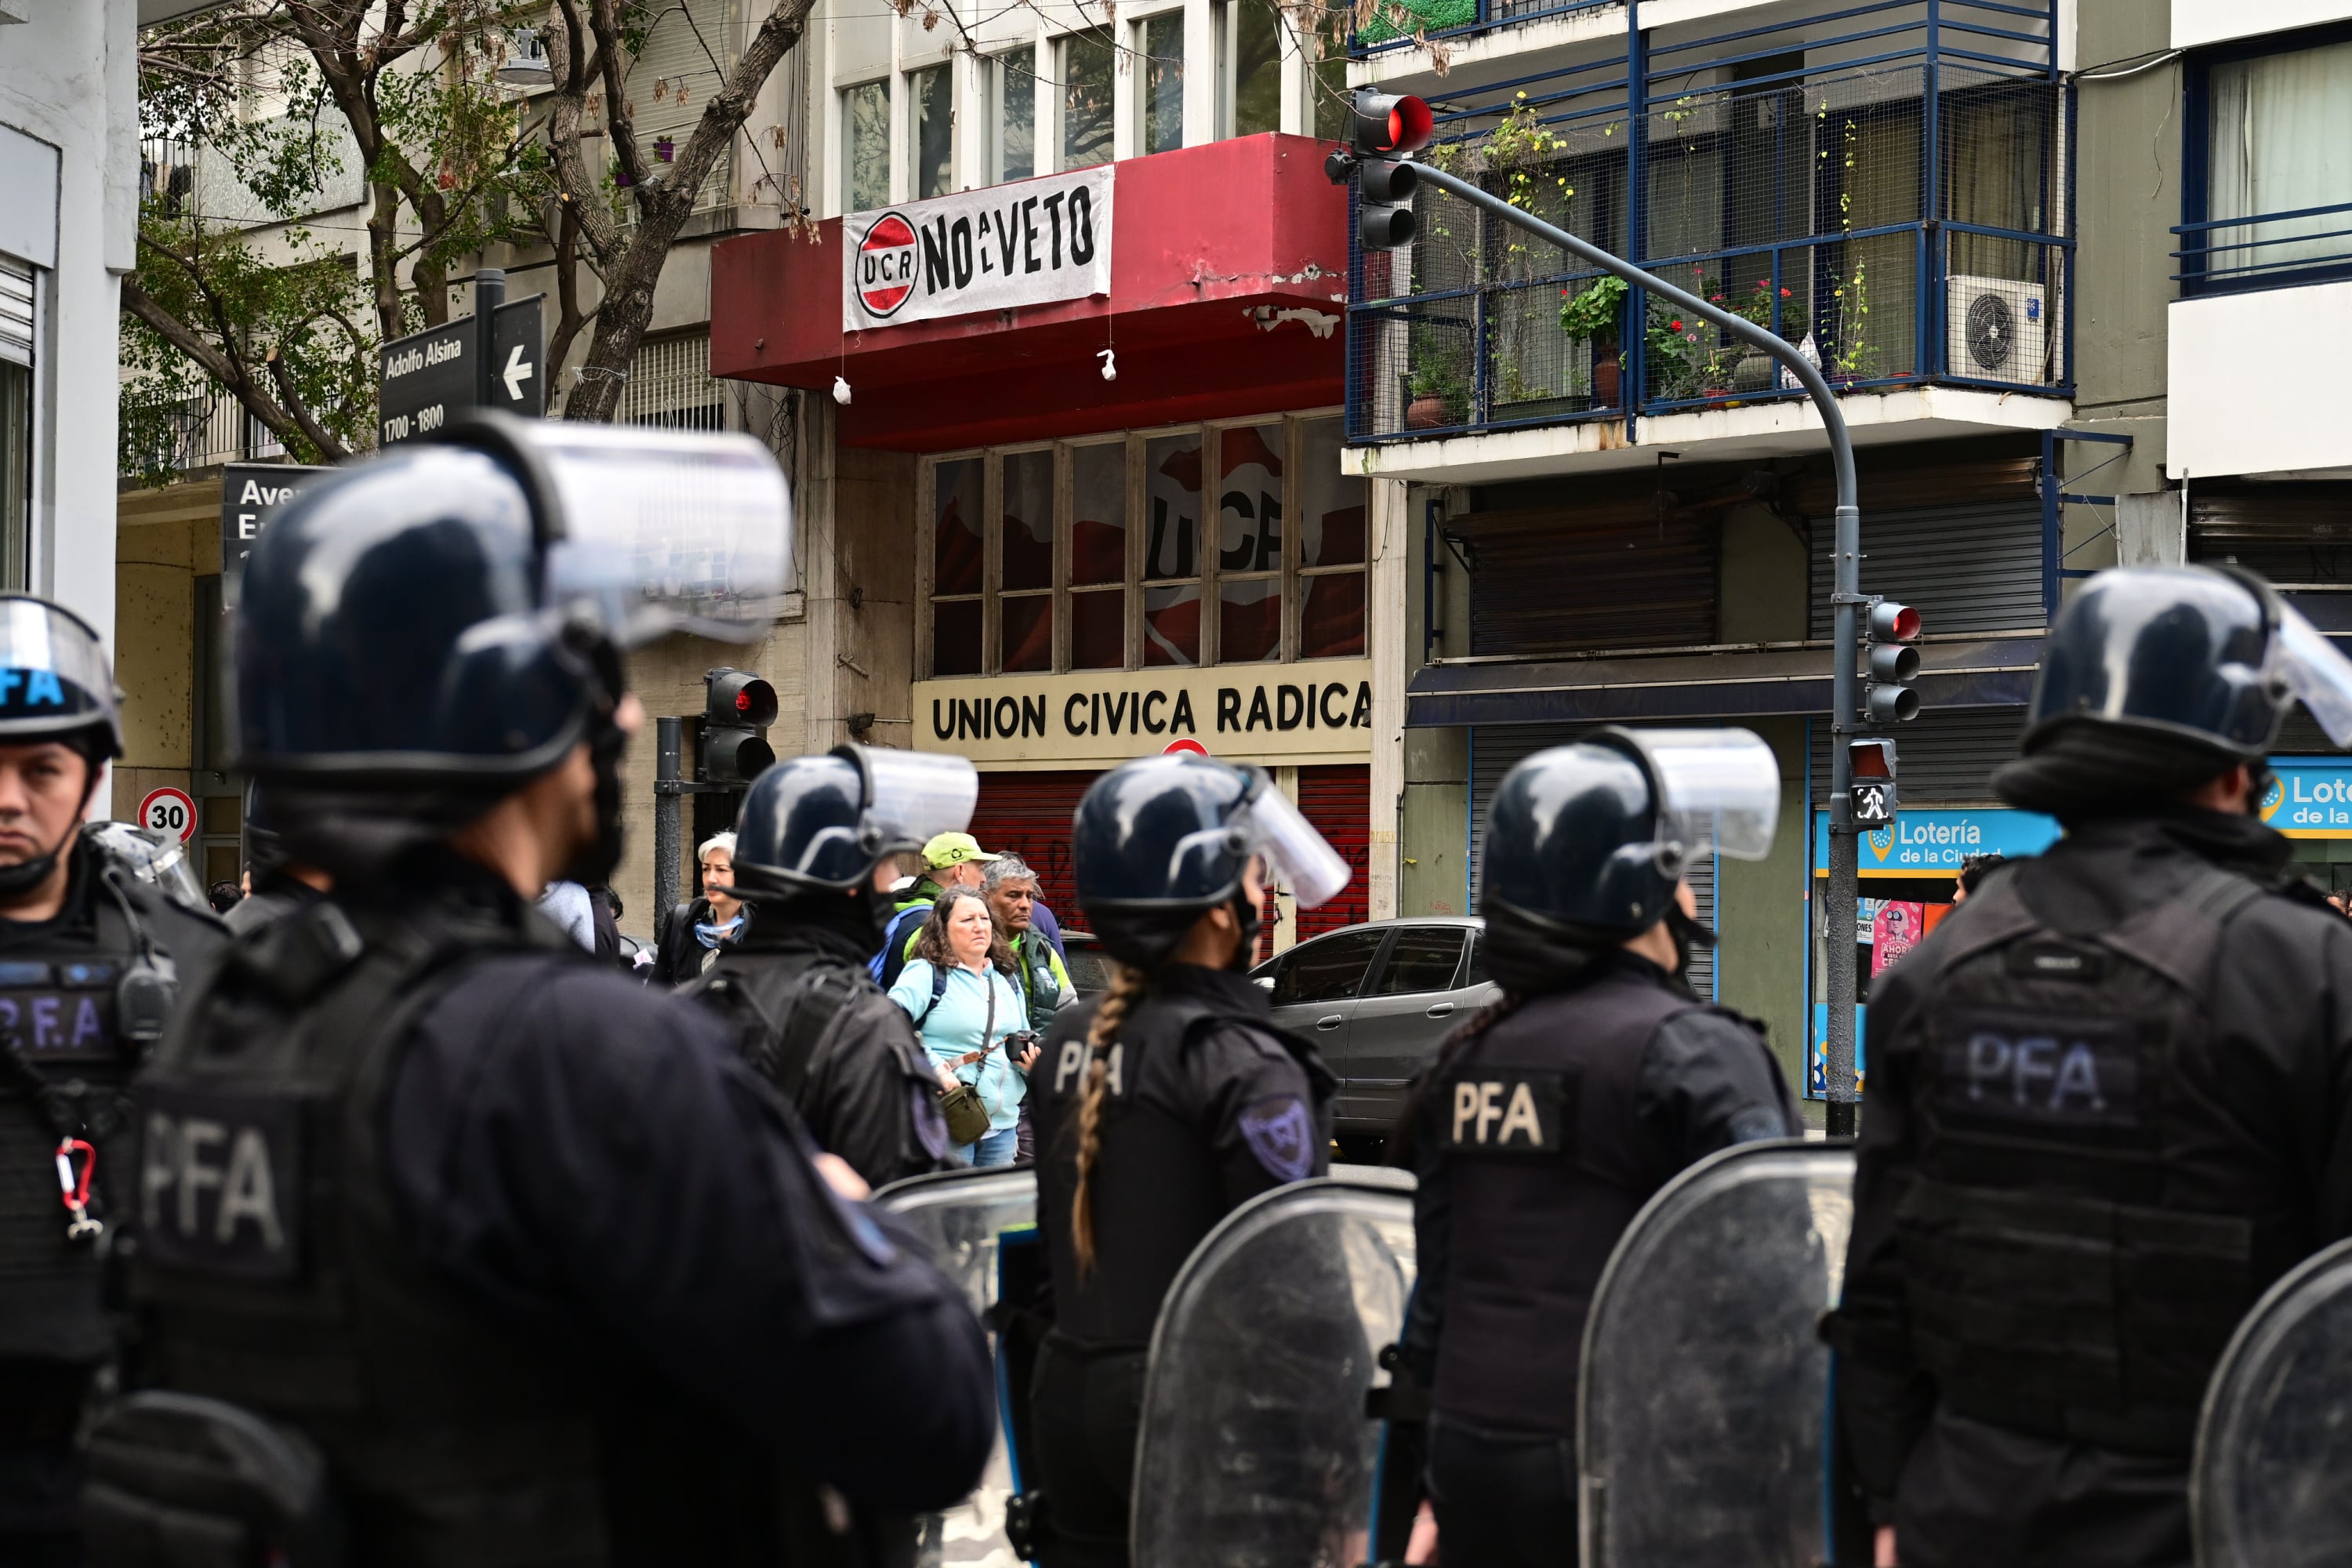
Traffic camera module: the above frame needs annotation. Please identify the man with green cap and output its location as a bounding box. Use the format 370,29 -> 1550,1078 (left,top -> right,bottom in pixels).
872,830 -> 996,989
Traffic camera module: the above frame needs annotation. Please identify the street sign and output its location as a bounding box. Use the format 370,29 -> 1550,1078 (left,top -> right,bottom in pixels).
1851,782 -> 1893,826
137,786 -> 198,844
377,293 -> 545,445
219,463 -> 330,603
1163,737 -> 1210,757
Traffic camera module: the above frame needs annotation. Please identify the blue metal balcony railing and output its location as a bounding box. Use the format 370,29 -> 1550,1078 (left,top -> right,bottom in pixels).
2173,198 -> 2352,292
1345,1 -> 2071,443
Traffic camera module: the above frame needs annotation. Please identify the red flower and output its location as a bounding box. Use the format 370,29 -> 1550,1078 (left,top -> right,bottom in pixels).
1780,287 -> 1792,297
1670,319 -> 1683,330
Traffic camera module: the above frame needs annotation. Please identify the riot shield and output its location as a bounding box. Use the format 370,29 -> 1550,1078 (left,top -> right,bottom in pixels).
2191,1236 -> 2352,1568
1131,1178 -> 1417,1568
873,1167 -> 1039,1567
1579,1139 -> 1855,1568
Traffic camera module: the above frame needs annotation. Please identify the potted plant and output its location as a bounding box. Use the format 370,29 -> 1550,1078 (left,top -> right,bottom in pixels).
1559,275 -> 1626,404
1406,347 -> 1472,429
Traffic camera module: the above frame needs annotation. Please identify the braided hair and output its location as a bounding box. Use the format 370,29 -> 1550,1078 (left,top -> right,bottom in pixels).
1069,961 -> 1149,1276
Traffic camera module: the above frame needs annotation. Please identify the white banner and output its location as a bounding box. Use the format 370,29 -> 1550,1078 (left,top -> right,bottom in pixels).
842,167 -> 1114,331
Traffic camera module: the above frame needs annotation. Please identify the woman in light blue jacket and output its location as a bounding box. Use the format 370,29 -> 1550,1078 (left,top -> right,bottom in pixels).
890,887 -> 1040,1167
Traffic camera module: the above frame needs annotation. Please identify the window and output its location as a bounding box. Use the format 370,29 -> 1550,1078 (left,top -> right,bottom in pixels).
1374,927 -> 1468,996
923,416 -> 1368,677
1219,0 -> 1281,139
909,64 -> 953,200
0,361 -> 24,593
1298,418 -> 1367,659
1062,27 -> 1115,170
2193,34 -> 2352,289
842,80 -> 891,212
989,48 -> 1036,183
1138,12 -> 1185,154
1272,928 -> 1387,1006
617,331 -> 724,431
931,459 -> 985,676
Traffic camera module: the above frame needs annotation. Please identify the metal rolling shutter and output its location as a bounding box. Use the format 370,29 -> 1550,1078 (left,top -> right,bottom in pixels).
1297,765 -> 1370,945
2190,484 -> 2352,586
968,770 -> 1094,931
1807,499 -> 2047,638
1466,724 -> 1717,999
1463,510 -> 1718,658
0,258 -> 31,368
1807,706 -> 2024,805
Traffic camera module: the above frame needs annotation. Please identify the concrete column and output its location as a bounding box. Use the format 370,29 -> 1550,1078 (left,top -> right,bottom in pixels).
799,394 -> 844,755
1366,474 -> 1409,921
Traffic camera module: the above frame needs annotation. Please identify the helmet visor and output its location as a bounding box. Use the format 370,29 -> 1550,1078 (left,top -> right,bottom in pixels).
1619,728 -> 1781,863
851,746 -> 979,850
0,597 -> 118,750
526,424 -> 794,643
1241,781 -> 1351,910
2271,601 -> 2352,748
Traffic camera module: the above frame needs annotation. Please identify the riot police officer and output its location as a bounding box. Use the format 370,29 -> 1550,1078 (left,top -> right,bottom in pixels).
90,416 -> 995,1563
1024,753 -> 1352,1568
222,780 -> 325,935
683,746 -> 976,1189
1389,728 -> 1798,1568
0,596 -> 226,1566
1824,565 -> 2352,1568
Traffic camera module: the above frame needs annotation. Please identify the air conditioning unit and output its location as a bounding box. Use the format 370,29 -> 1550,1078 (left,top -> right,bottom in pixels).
1947,274 -> 2049,383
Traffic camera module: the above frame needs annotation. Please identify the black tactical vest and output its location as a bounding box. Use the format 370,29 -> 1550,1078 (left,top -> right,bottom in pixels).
1031,982 -> 1325,1349
0,858 -> 186,1363
1887,866 -> 2295,1454
125,891 -> 758,1566
1428,962 -> 1719,1436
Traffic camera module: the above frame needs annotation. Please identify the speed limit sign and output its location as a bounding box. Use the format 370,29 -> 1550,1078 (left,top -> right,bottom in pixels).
137,786 -> 198,844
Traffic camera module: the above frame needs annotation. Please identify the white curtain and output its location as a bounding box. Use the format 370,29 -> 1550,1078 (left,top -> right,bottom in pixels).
2208,37 -> 2352,278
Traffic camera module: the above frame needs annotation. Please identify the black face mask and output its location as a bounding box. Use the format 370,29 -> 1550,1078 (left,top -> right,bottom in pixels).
1228,890 -> 1261,973
1664,902 -> 1718,979
559,644 -> 630,887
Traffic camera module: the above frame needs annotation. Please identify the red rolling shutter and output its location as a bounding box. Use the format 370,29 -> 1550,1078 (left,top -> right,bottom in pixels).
968,770 -> 1096,932
1294,764 -> 1370,943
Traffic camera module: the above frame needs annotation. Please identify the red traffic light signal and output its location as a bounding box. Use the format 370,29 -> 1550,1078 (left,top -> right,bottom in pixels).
1352,91 -> 1433,156
1869,601 -> 1922,641
703,666 -> 778,782
1864,599 -> 1922,724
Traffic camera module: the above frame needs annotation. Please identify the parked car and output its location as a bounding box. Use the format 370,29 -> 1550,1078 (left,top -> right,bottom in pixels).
1250,917 -> 1497,1144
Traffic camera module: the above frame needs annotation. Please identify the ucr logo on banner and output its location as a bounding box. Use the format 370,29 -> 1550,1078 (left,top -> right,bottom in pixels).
856,213 -> 920,318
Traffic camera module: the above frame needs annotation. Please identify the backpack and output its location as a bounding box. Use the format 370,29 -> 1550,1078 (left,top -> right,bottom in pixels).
868,903 -> 932,985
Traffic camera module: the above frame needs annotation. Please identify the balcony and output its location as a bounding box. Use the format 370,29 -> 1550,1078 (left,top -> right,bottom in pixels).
1343,1 -> 2072,476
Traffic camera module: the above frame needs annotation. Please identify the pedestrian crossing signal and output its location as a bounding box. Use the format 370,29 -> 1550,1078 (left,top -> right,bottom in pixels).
1849,738 -> 1898,825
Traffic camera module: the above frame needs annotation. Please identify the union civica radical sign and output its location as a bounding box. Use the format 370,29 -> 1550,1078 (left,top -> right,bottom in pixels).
843,165 -> 1113,332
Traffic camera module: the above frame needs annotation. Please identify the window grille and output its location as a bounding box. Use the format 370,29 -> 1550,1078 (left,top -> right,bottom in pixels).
617,332 -> 725,431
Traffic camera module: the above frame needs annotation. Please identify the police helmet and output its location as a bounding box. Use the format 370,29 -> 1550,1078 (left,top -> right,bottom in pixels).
1479,728 -> 1779,938
236,412 -> 792,789
0,597 -> 122,760
731,746 -> 979,896
1073,753 -> 1349,920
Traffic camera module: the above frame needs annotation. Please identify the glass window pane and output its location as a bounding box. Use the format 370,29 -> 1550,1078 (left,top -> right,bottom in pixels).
1300,418 -> 1366,568
1301,571 -> 1365,659
933,598 -> 982,676
1000,449 -> 1054,592
1142,431 -> 1203,581
909,65 -> 953,201
1218,578 -> 1280,663
993,49 -> 1036,183
1374,926 -> 1467,996
1229,0 -> 1280,137
1072,587 -> 1125,668
844,81 -> 891,211
1143,583 -> 1201,666
1140,13 -> 1185,155
1218,423 -> 1283,573
933,459 -> 984,594
1073,441 -> 1127,584
1001,593 -> 1053,672
1465,933 -> 1488,987
1062,28 -> 1115,170
2208,39 -> 2352,277
1272,928 -> 1387,1005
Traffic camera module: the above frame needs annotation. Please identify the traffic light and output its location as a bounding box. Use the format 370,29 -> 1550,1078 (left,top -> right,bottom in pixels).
1848,738 -> 1898,827
702,666 -> 777,783
1352,90 -> 1433,252
1864,598 -> 1922,724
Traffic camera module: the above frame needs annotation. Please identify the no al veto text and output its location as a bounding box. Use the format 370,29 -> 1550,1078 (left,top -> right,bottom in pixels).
932,681 -> 1373,742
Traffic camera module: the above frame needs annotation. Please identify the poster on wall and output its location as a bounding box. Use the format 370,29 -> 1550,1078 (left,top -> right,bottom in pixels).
842,166 -> 1114,331
1871,902 -> 1925,975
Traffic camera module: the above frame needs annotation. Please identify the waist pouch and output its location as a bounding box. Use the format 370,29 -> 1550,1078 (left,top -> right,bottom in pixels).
82,1391 -> 347,1568
937,1082 -> 993,1147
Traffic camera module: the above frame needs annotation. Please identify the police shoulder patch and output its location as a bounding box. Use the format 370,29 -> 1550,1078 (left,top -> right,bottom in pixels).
1933,1007 -> 2146,1131
1236,1094 -> 1316,1182
136,1084 -> 303,1282
1439,1066 -> 1573,1156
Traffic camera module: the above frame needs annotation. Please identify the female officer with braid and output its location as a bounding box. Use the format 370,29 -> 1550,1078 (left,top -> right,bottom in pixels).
1024,753 -> 1353,1568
